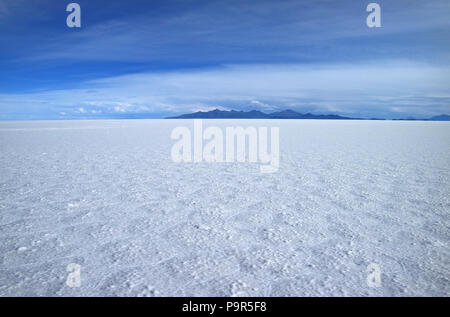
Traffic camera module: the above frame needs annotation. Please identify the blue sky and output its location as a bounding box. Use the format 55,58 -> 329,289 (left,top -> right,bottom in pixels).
0,0 -> 449,119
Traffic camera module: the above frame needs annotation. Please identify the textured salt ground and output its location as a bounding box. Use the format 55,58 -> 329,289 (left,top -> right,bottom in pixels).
0,119 -> 449,296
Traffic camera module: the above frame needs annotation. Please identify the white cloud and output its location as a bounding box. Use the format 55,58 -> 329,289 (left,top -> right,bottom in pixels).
113,106 -> 126,113
1,61 -> 449,118
250,100 -> 276,111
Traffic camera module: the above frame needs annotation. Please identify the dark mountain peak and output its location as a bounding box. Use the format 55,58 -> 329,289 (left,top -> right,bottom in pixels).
429,114 -> 450,121
269,109 -> 302,116
276,109 -> 298,114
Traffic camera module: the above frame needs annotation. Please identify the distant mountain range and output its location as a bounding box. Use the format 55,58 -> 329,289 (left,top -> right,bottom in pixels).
166,109 -> 450,121
428,114 -> 450,121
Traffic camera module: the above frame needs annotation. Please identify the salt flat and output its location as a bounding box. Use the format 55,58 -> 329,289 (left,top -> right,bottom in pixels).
0,119 -> 449,296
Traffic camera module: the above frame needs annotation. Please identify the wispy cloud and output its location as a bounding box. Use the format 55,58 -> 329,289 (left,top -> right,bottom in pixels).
4,0 -> 450,64
1,61 -> 449,119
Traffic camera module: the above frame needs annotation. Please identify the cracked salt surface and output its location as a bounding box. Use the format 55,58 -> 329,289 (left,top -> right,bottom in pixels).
0,119 -> 449,296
